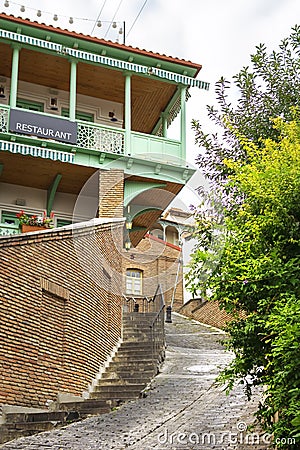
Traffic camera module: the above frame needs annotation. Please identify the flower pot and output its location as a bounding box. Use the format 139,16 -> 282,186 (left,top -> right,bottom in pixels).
21,224 -> 48,233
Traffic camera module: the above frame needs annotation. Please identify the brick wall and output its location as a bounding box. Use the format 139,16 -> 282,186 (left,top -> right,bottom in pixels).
0,219 -> 123,408
99,169 -> 124,218
122,234 -> 183,311
179,298 -> 246,329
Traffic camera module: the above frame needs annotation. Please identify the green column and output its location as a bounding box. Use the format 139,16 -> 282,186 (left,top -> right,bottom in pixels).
180,85 -> 187,160
47,174 -> 62,216
124,72 -> 131,155
161,112 -> 168,138
69,59 -> 77,121
10,45 -> 20,108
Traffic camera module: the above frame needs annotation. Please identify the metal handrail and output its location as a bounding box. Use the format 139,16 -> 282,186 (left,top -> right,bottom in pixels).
122,292 -> 158,313
122,284 -> 166,371
150,284 -> 165,327
149,285 -> 166,368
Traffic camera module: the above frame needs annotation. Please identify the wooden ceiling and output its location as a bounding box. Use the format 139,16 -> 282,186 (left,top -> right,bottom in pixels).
126,175 -> 183,246
0,151 -> 97,194
0,42 -> 177,134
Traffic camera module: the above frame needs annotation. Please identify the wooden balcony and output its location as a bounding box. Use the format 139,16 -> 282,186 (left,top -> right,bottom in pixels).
0,105 -> 184,168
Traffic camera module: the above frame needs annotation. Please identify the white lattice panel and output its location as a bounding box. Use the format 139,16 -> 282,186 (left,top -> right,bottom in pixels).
77,123 -> 124,154
0,107 -> 8,133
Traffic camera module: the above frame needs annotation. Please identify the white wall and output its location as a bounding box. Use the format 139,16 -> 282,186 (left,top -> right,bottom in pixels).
0,182 -> 46,210
0,182 -> 94,224
0,78 -> 123,128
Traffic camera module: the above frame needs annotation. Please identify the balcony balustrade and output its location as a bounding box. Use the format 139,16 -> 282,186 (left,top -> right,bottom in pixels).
0,105 -> 183,164
0,223 -> 19,236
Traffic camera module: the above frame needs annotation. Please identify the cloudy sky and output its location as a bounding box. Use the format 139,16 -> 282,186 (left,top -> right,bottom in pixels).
1,0 -> 299,165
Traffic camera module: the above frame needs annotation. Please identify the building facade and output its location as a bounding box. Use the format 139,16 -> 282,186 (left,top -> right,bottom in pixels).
0,13 -> 207,406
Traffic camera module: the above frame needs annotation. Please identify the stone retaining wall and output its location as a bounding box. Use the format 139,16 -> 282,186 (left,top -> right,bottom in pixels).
179,298 -> 241,329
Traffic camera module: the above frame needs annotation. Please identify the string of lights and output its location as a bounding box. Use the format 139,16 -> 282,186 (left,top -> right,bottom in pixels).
90,0 -> 108,35
126,0 -> 148,39
104,0 -> 124,39
1,0 -> 125,42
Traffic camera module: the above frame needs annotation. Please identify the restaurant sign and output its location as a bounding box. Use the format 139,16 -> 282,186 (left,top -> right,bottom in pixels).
9,109 -> 77,144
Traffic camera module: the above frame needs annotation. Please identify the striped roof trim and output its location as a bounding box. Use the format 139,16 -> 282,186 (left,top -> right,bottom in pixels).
0,13 -> 202,74
0,27 -> 209,89
0,140 -> 75,163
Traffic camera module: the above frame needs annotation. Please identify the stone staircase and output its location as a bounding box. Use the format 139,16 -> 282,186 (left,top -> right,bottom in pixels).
0,396 -> 112,444
0,308 -> 165,445
90,312 -> 165,403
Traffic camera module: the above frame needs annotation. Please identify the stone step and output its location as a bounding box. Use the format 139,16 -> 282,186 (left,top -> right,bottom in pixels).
96,377 -> 152,386
108,360 -> 155,370
122,327 -> 152,332
0,426 -> 30,445
117,346 -> 153,354
5,421 -> 60,432
93,384 -> 145,394
57,399 -> 111,415
123,316 -> 155,322
120,341 -> 154,349
101,369 -> 155,379
122,333 -> 153,341
4,411 -> 67,424
122,332 -> 153,338
123,312 -> 157,319
122,326 -> 153,332
123,317 -> 154,323
90,390 -> 143,401
113,354 -> 153,363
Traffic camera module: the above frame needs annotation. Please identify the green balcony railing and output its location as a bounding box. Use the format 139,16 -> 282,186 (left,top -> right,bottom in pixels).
0,106 -> 9,133
0,223 -> 19,236
0,105 -> 184,165
130,131 -> 183,163
77,121 -> 125,154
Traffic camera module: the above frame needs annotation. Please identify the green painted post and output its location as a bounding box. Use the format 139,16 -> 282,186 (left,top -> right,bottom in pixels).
124,72 -> 131,155
10,45 -> 20,108
47,174 -> 62,216
180,86 -> 187,161
69,59 -> 77,121
161,112 -> 168,138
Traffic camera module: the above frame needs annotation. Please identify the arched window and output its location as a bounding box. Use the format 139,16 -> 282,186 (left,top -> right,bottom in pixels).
126,269 -> 143,295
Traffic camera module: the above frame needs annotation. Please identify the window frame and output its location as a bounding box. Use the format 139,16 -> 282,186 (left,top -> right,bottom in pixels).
61,108 -> 94,123
1,210 -> 19,226
16,98 -> 44,112
125,269 -> 143,295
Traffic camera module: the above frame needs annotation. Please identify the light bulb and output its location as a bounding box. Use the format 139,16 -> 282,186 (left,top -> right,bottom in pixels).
112,21 -> 117,28
97,21 -> 102,27
20,5 -> 25,12
53,14 -> 58,21
37,10 -> 41,17
4,0 -> 9,7
119,27 -> 123,34
69,17 -> 74,24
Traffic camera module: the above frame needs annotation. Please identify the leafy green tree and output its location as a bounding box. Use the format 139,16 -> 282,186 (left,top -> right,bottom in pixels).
188,117 -> 300,448
193,25 -> 300,183
188,26 -> 300,448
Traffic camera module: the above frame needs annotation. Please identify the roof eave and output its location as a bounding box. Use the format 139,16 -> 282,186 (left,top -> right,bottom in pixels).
0,13 -> 202,76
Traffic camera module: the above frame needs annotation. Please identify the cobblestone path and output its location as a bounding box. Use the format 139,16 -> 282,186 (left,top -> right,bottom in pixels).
1,313 -> 271,450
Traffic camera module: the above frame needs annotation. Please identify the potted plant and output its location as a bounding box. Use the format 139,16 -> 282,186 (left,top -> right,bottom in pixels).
16,210 -> 54,233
